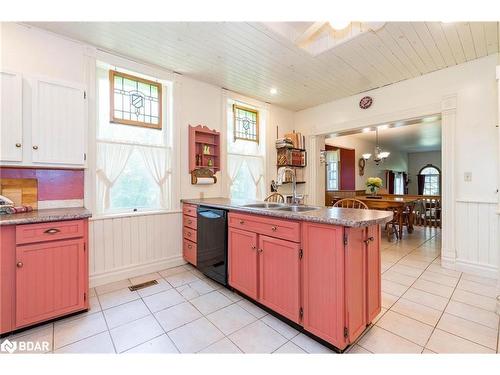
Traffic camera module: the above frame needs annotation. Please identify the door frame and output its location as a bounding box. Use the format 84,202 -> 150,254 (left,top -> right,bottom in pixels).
308,95 -> 457,270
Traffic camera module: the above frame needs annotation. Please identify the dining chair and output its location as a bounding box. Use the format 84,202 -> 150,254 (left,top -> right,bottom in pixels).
264,192 -> 285,203
385,208 -> 400,242
332,198 -> 368,209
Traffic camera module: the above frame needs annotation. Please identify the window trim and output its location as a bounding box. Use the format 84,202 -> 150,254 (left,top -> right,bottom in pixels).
109,69 -> 163,130
232,104 -> 259,143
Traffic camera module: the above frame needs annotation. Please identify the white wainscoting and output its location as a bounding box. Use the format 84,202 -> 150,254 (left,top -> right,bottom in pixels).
454,200 -> 499,279
88,212 -> 184,287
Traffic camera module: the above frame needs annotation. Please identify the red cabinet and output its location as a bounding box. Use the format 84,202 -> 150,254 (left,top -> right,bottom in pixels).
16,238 -> 87,328
258,235 -> 300,322
302,222 -> 345,348
366,225 -> 381,322
0,219 -> 89,334
228,227 -> 258,300
182,204 -> 197,266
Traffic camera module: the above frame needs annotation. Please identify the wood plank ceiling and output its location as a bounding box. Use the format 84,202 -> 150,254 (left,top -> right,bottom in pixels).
28,22 -> 499,111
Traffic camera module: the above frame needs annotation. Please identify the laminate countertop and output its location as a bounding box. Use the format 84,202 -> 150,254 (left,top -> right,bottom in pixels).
182,198 -> 392,228
0,207 -> 92,226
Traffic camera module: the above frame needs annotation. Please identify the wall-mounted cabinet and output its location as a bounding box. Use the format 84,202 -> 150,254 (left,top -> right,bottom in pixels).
0,71 -> 23,162
189,125 -> 220,172
0,72 -> 87,168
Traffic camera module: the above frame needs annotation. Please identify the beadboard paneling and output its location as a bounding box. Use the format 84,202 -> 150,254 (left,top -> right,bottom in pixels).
88,212 -> 183,287
455,201 -> 499,278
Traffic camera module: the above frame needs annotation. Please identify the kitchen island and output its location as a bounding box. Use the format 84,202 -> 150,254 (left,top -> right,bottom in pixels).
181,198 -> 392,352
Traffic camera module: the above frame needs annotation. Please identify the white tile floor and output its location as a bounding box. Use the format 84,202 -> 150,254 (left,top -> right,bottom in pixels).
2,227 -> 499,354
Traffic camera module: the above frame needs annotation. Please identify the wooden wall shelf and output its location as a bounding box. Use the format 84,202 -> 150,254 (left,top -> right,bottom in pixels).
189,125 -> 221,173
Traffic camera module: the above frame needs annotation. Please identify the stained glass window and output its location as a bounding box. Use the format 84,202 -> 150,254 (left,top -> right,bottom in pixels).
110,70 -> 162,129
233,104 -> 259,143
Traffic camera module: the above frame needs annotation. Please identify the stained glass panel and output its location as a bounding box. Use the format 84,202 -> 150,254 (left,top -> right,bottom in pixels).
233,104 -> 259,143
110,70 -> 162,129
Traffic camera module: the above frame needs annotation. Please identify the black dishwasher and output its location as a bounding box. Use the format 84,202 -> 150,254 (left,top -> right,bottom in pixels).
196,206 -> 228,286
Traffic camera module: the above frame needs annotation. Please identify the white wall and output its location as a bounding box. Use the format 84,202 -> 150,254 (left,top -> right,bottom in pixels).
325,135 -> 408,191
407,151 -> 442,195
296,54 -> 499,277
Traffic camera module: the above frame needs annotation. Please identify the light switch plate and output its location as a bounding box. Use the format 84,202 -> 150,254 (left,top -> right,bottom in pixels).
464,172 -> 472,182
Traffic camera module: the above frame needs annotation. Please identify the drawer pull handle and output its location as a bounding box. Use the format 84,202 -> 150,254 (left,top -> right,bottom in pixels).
258,248 -> 263,253
187,232 -> 191,237
44,228 -> 60,234
251,245 -> 256,250
17,261 -> 23,268
187,220 -> 192,224
32,145 -> 38,150
364,236 -> 374,245
188,244 -> 192,249
239,220 -> 245,224
15,143 -> 22,148
271,226 -> 277,231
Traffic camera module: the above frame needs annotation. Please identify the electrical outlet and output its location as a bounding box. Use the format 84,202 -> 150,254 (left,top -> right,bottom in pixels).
464,172 -> 472,182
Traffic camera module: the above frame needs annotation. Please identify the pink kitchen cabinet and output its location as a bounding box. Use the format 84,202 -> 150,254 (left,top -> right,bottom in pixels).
301,221 -> 346,348
0,219 -> 89,334
228,226 -> 259,300
16,238 -> 87,328
258,235 -> 301,323
366,224 -> 382,322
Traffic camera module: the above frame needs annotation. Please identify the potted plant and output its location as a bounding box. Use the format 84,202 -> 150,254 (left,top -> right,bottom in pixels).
366,177 -> 383,198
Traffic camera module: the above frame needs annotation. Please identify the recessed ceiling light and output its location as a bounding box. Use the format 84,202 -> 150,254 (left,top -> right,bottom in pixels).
328,20 -> 351,30
270,88 -> 278,95
362,127 -> 372,133
378,124 -> 389,130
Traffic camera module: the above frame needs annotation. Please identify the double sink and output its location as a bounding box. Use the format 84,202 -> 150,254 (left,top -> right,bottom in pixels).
241,202 -> 320,212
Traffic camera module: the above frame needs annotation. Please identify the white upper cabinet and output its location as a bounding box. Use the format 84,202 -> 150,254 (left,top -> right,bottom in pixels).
31,78 -> 86,166
0,71 -> 23,162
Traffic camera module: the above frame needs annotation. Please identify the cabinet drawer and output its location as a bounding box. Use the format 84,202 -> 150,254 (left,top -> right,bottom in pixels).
183,227 -> 197,242
228,212 -> 300,242
183,239 -> 197,266
183,204 -> 197,218
183,215 -> 197,230
16,220 -> 85,245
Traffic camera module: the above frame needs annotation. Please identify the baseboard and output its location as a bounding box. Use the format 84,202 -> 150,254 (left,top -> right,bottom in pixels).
89,256 -> 186,288
442,257 -> 498,280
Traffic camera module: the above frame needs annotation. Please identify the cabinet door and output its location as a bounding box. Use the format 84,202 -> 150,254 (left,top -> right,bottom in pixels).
32,78 -> 85,166
258,235 -> 300,323
344,227 -> 367,343
16,238 -> 87,328
228,227 -> 258,300
302,222 -> 346,349
1,71 -> 23,162
366,225 -> 381,322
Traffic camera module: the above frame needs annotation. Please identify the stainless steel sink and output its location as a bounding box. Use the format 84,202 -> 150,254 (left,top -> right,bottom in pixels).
275,205 -> 320,212
242,203 -> 286,209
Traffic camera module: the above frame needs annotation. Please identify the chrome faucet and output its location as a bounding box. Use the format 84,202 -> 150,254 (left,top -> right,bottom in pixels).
276,167 -> 301,205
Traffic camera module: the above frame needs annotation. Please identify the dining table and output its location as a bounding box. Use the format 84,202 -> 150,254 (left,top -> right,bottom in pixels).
355,195 -> 418,239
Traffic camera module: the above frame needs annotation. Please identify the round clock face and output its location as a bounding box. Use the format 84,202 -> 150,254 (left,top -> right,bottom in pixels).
359,96 -> 373,109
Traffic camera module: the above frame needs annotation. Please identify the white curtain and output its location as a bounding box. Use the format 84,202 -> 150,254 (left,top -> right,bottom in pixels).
245,157 -> 265,199
227,154 -> 244,187
96,142 -> 133,211
138,146 -> 171,209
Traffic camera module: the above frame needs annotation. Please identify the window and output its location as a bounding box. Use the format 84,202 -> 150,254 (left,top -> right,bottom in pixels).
419,165 -> 440,195
233,104 -> 259,143
394,172 -> 405,195
326,150 -> 340,191
110,70 -> 162,129
227,99 -> 266,200
95,63 -> 171,214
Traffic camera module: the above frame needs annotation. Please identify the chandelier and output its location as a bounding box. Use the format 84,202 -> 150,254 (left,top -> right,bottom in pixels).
362,128 -> 390,166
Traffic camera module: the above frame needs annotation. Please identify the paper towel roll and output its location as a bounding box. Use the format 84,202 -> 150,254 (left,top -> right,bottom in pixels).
195,177 -> 215,185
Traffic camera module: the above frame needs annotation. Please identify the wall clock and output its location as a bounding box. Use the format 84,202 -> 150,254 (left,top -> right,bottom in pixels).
359,96 -> 373,109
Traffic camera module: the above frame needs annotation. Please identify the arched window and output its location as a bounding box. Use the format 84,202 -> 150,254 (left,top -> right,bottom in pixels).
418,165 -> 440,195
